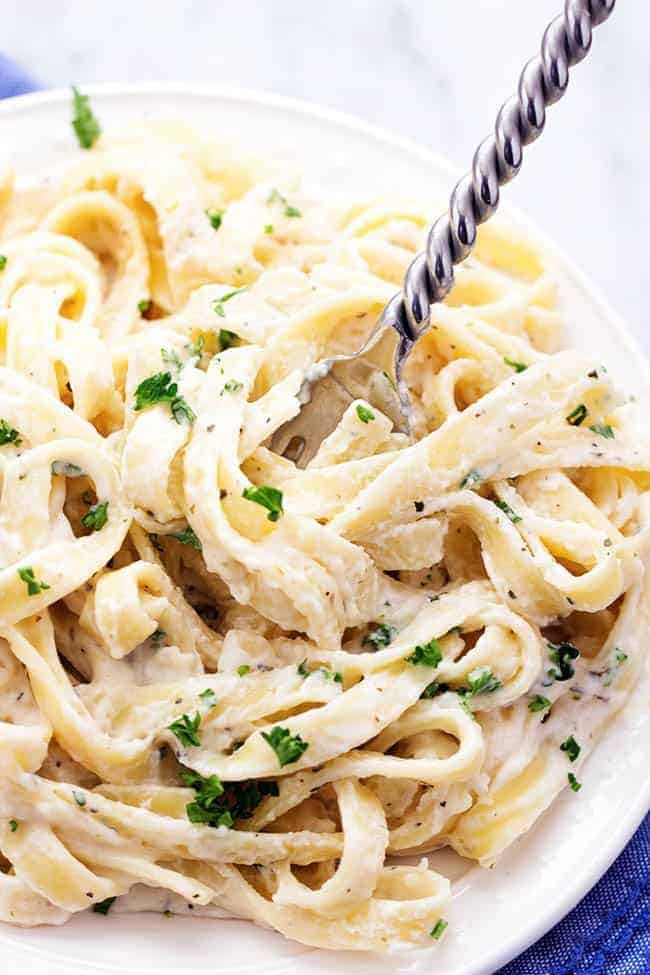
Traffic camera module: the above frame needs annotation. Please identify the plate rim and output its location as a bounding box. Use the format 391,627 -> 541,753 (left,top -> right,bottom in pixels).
0,81 -> 648,975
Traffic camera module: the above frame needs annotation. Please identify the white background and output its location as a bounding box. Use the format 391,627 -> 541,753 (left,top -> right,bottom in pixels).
5,0 -> 649,349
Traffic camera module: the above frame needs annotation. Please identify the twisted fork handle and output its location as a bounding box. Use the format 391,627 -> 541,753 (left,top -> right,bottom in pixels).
383,0 -> 616,366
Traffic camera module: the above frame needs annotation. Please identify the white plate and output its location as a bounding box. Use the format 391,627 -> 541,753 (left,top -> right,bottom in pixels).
0,84 -> 648,975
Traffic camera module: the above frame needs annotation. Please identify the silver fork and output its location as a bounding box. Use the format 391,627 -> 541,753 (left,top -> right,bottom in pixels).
271,0 -> 615,468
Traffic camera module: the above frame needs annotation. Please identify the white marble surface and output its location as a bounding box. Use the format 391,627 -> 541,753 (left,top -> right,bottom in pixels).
5,0 -> 649,350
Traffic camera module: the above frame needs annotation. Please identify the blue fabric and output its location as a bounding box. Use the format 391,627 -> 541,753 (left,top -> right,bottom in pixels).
0,50 -> 648,975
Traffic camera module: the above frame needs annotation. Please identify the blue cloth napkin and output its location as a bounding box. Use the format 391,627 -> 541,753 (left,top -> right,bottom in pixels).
0,52 -> 648,975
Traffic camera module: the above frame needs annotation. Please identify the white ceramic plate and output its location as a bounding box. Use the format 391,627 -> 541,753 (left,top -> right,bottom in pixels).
0,84 -> 648,975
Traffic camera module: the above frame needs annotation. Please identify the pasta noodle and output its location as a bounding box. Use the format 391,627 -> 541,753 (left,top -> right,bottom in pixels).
0,100 -> 647,954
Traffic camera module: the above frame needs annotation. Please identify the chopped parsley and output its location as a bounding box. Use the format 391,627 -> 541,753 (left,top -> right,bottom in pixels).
138,299 -> 152,316
72,789 -> 86,807
603,648 -> 628,687
356,403 -> 375,424
168,712 -> 201,748
186,334 -> 205,361
0,420 -> 22,446
71,86 -> 101,149
406,638 -> 443,668
560,735 -> 581,762
171,526 -> 202,551
224,379 -> 243,393
242,485 -> 283,522
568,772 -> 582,792
494,499 -> 522,523
51,460 -> 85,477
460,469 -> 481,489
461,666 -> 501,699
588,423 -> 615,439
133,371 -> 196,425
93,896 -> 116,915
161,347 -> 184,372
547,642 -> 580,682
267,188 -> 302,218
297,660 -> 342,683
261,726 -> 309,767
212,287 -> 248,318
264,224 -> 274,234
0,255 -> 7,271
82,501 -> 109,532
421,681 -> 448,699
218,328 -> 239,350
237,664 -> 251,677
181,767 -> 278,827
566,404 -> 588,426
205,208 -> 224,231
199,688 -> 217,707
8,819 -> 18,832
17,567 -> 50,596
528,695 -> 552,714
363,623 -> 395,648
504,356 -> 527,373
430,919 -> 448,940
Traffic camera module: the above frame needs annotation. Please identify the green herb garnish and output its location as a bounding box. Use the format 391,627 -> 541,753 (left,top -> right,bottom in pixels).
430,919 -> 448,940
138,299 -> 152,316
133,371 -> 195,425
8,819 -> 18,832
568,772 -> 582,792
161,347 -> 184,372
93,896 -> 117,915
82,501 -> 109,532
0,420 -> 22,446
356,403 -> 375,424
547,642 -> 580,682
171,526 -> 202,551
261,726 -> 309,767
406,638 -> 443,668
560,735 -> 580,762
237,664 -> 251,677
218,328 -> 239,350
588,423 -> 615,439
205,208 -> 224,231
199,688 -> 217,707
168,712 -> 201,748
212,287 -> 248,318
0,256 -> 7,271
71,86 -> 101,149
267,188 -> 302,218
494,499 -> 522,523
528,695 -> 552,714
566,404 -> 588,426
504,356 -> 527,373
224,379 -> 243,393
181,767 -> 278,827
460,470 -> 481,489
242,485 -> 283,522
17,567 -> 50,596
363,623 -> 395,648
462,666 -> 502,698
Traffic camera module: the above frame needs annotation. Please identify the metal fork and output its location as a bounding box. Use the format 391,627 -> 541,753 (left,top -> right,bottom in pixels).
271,0 -> 615,468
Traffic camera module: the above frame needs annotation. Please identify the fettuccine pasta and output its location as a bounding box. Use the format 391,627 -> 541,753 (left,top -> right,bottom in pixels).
0,92 -> 647,954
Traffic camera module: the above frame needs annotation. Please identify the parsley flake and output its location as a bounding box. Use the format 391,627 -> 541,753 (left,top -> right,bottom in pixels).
18,567 -> 50,596
133,372 -> 195,425
171,526 -> 202,551
168,712 -> 201,748
528,695 -> 552,714
224,379 -> 243,393
8,819 -> 18,832
82,501 -> 109,532
0,256 -> 7,271
212,287 -> 248,318
267,188 -> 302,218
460,470 -> 481,489
504,356 -> 527,373
568,772 -> 582,792
218,328 -> 239,350
138,299 -> 152,316
547,642 -> 580,682
494,499 -> 522,523
356,403 -> 375,424
462,666 -> 501,698
199,688 -> 217,707
93,896 -> 116,915
588,423 -> 615,439
242,485 -> 283,522
363,623 -> 395,648
566,404 -> 588,426
430,919 -> 448,940
406,638 -> 443,668
181,768 -> 278,827
0,420 -> 22,446
71,86 -> 101,149
237,664 -> 251,677
560,735 -> 581,762
261,726 -> 309,767
205,208 -> 224,231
